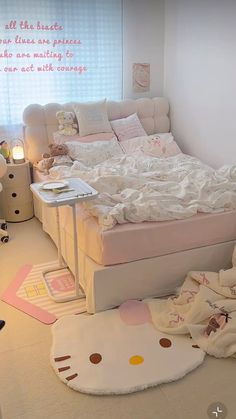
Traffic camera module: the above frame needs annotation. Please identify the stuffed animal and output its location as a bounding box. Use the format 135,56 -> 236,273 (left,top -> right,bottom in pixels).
34,156 -> 54,174
0,140 -> 11,163
35,143 -> 73,173
56,111 -> 78,136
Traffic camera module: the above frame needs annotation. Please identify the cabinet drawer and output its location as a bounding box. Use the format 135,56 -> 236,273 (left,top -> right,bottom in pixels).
4,186 -> 32,206
3,165 -> 31,187
4,201 -> 34,222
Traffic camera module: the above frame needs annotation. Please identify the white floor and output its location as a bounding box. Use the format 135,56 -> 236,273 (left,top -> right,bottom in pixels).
0,218 -> 235,419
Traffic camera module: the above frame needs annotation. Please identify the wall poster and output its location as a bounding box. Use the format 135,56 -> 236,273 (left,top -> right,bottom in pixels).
133,63 -> 150,93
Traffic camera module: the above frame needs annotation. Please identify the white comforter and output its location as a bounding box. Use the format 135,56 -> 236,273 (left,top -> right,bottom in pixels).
49,153 -> 236,230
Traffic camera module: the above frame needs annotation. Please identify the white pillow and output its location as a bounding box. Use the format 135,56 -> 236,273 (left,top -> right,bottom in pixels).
110,113 -> 147,142
66,138 -> 123,166
53,131 -> 116,145
73,99 -> 112,136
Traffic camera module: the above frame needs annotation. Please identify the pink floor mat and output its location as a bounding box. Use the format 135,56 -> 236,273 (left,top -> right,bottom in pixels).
1,261 -> 86,324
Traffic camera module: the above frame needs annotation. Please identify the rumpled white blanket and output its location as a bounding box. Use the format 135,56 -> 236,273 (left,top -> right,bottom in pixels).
147,246 -> 236,358
49,153 -> 236,230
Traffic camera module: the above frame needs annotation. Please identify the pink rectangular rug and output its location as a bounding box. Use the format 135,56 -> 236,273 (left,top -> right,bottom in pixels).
1,261 -> 86,324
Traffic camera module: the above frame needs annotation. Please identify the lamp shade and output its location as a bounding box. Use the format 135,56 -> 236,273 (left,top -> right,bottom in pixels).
11,139 -> 25,164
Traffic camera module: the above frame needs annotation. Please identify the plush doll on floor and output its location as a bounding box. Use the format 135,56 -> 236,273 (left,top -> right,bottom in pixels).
0,153 -> 9,243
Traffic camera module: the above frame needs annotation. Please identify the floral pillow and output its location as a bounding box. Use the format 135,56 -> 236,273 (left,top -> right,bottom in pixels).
110,113 -> 147,142
65,138 -> 123,166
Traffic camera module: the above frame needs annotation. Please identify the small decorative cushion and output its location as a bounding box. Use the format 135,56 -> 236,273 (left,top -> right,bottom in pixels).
53,131 -> 116,145
56,111 -> 78,136
66,138 -> 123,166
73,99 -> 112,136
142,135 -> 182,157
110,113 -> 147,142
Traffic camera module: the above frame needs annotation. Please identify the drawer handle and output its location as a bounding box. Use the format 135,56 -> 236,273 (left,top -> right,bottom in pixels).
12,192 -> 17,198
15,210 -> 20,214
9,173 -> 14,179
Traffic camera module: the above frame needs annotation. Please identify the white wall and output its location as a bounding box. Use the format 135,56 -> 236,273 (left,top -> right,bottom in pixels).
164,0 -> 236,167
123,0 -> 165,99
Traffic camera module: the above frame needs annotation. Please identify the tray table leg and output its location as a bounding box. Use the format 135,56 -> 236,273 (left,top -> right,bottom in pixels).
42,205 -> 85,302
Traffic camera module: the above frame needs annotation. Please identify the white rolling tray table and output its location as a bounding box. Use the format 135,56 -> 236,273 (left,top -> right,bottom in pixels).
30,178 -> 98,302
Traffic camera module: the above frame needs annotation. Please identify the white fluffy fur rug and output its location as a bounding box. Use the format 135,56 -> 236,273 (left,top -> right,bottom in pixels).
51,300 -> 205,395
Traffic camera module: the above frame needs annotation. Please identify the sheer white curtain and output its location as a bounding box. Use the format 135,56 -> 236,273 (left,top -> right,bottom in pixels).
0,0 -> 122,134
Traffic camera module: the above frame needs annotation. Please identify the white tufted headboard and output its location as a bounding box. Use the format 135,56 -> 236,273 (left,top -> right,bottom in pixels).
23,97 -> 170,163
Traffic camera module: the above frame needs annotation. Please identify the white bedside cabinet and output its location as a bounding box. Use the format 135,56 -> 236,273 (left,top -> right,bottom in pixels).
0,161 -> 34,222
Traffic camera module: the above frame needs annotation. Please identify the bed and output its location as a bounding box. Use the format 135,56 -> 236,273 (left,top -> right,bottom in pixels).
23,97 -> 236,313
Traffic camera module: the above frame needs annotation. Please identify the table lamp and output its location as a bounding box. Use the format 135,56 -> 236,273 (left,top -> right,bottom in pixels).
11,139 -> 25,164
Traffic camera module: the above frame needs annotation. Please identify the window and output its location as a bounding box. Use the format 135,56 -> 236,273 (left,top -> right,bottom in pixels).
0,0 -> 122,129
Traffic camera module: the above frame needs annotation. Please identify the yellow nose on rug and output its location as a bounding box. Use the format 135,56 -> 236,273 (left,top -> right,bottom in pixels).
129,355 -> 144,365
50,300 -> 205,395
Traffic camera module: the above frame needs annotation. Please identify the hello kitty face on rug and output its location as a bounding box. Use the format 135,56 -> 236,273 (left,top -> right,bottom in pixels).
51,300 -> 205,395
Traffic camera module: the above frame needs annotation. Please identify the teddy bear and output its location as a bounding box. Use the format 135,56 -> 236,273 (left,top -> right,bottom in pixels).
56,111 -> 78,136
35,143 -> 73,173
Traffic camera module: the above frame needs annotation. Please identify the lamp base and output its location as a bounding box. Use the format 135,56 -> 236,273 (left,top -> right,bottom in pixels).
13,158 -> 25,164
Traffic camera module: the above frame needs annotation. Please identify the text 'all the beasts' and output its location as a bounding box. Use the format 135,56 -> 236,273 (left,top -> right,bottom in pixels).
0,19 -> 87,74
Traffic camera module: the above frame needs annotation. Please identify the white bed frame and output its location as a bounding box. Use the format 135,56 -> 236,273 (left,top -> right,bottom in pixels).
23,98 -> 236,313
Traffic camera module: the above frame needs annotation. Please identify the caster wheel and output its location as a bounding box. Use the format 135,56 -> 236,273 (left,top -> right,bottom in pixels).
1,236 -> 9,243
1,223 -> 7,231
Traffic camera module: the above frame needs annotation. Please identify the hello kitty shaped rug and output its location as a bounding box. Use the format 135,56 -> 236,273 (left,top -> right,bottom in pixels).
51,300 -> 205,395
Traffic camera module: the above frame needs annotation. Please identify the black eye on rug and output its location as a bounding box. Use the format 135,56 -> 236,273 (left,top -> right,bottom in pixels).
0,320 -> 5,330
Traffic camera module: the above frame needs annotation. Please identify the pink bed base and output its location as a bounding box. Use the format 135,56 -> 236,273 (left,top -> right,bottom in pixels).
61,207 -> 236,266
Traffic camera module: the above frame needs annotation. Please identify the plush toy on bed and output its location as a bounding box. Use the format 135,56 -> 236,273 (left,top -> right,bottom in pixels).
35,143 -> 73,173
35,156 -> 54,174
56,111 -> 78,136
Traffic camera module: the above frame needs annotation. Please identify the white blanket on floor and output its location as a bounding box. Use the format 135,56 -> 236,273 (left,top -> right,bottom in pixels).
147,247 -> 236,358
49,153 -> 236,230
